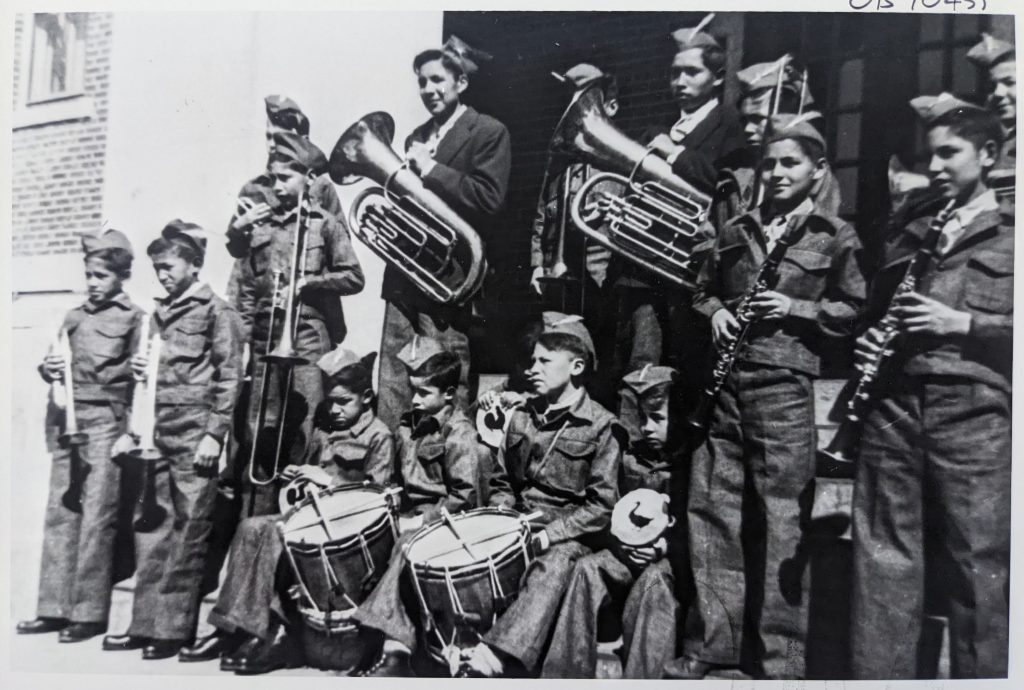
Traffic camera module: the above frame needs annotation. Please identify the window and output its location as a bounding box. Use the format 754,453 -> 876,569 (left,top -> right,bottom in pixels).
28,13 -> 87,104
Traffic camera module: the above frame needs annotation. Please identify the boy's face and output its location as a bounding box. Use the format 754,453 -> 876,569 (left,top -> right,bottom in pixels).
84,256 -> 124,305
926,125 -> 996,201
408,376 -> 451,416
528,343 -> 584,398
417,59 -> 466,120
740,91 -> 772,147
324,382 -> 368,431
670,48 -> 720,113
763,138 -> 824,206
639,399 -> 670,450
265,121 -> 289,154
270,162 -> 308,207
989,61 -> 1016,126
151,251 -> 198,300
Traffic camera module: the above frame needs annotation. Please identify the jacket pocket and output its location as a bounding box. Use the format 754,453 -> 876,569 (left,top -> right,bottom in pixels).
303,230 -> 326,275
779,248 -> 831,299
965,250 -> 1014,313
92,319 -> 133,358
542,437 -> 596,496
170,318 -> 209,360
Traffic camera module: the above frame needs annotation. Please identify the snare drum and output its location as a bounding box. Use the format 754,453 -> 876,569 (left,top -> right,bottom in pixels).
278,483 -> 399,612
294,603 -> 364,672
404,507 -> 535,663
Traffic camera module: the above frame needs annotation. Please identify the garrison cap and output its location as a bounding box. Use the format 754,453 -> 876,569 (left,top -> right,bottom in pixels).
441,34 -> 492,77
622,364 -> 678,397
966,33 -> 1014,68
766,111 -> 827,150
670,13 -> 721,52
265,95 -> 309,134
161,219 -> 208,255
541,311 -> 596,363
270,131 -> 328,176
909,92 -> 986,124
317,347 -> 377,379
81,227 -> 133,258
553,63 -> 607,90
738,55 -> 813,106
397,336 -> 446,373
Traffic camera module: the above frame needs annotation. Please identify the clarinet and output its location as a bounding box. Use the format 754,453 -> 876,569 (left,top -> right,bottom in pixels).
688,217 -> 806,430
820,198 -> 957,466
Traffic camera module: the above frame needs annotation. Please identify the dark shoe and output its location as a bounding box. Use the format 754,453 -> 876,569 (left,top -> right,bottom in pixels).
102,634 -> 150,651
663,656 -> 732,679
232,631 -> 302,675
352,650 -> 414,677
220,635 -> 261,673
179,630 -> 243,663
142,639 -> 188,660
59,622 -> 107,643
16,617 -> 69,634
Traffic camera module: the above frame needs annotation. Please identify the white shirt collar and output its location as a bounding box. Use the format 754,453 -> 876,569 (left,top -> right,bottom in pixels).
952,189 -> 999,228
426,103 -> 468,156
166,280 -> 204,307
670,97 -> 719,142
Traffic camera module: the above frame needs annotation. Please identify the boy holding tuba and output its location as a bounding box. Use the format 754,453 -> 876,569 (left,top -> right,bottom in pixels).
17,229 -> 144,644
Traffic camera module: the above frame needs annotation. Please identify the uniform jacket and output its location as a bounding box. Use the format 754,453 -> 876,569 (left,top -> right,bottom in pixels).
384,106 -> 511,300
620,442 -> 674,495
395,405 -> 490,522
153,283 -> 244,443
867,206 -> 1013,393
43,291 -> 144,404
490,390 -> 624,546
693,209 -> 866,376
302,408 -> 395,486
235,201 -> 364,351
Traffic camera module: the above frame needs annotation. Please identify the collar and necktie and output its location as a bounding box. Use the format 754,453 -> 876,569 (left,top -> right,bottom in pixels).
936,189 -> 999,256
669,97 -> 719,144
422,103 -> 468,157
762,198 -> 813,251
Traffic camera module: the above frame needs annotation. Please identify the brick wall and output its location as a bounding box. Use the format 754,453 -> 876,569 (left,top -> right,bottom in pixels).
12,12 -> 113,259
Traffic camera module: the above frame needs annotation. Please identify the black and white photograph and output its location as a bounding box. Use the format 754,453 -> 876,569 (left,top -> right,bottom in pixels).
3,1 -> 1019,686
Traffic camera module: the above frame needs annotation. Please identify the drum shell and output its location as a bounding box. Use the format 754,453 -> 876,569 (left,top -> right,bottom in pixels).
297,605 -> 364,672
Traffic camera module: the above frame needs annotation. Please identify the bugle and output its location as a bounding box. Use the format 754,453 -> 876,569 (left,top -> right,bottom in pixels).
127,310 -> 168,532
52,329 -> 89,513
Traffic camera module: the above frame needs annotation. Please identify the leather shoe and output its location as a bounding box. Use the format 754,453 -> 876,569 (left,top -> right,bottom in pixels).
232,630 -> 302,675
220,635 -> 261,672
352,650 -> 413,677
16,617 -> 69,634
59,622 -> 107,643
102,634 -> 149,651
142,639 -> 188,660
179,630 -> 243,663
663,656 -> 733,679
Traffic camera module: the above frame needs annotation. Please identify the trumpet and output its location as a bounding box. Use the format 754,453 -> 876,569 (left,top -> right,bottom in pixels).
329,111 -> 487,306
51,329 -> 89,513
127,310 -> 168,532
549,82 -> 713,289
246,185 -> 311,487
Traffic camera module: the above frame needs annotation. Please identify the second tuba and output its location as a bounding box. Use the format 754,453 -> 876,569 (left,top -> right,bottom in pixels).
329,112 -> 487,306
550,82 -> 713,289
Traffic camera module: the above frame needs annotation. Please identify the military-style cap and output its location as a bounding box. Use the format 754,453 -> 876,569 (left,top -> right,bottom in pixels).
270,131 -> 328,175
553,63 -> 607,90
671,13 -> 721,52
966,33 -> 1014,68
441,34 -> 492,77
622,364 -> 678,397
541,311 -> 596,363
397,336 -> 446,373
766,111 -> 826,150
909,92 -> 986,124
317,347 -> 377,379
81,227 -> 133,257
265,95 -> 309,133
737,55 -> 813,106
161,219 -> 208,255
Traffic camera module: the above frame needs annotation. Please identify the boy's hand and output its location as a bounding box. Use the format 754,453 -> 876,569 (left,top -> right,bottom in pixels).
130,353 -> 149,382
281,464 -> 332,487
111,433 -> 138,458
499,391 -> 527,409
232,198 -> 272,233
399,514 -> 425,534
193,434 -> 222,469
41,354 -> 65,381
854,326 -> 887,373
710,308 -> 741,349
893,292 -> 971,336
532,529 -> 551,554
530,267 -> 545,296
647,133 -> 679,159
478,389 -> 500,412
744,290 -> 792,321
406,142 -> 435,176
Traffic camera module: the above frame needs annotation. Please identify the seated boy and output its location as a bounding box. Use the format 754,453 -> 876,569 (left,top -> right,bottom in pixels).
541,365 -> 686,678
352,336 -> 491,676
179,348 -> 393,674
461,312 -> 625,678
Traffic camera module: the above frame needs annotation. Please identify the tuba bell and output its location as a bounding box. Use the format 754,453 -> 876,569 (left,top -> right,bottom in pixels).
549,82 -> 713,289
328,112 -> 487,306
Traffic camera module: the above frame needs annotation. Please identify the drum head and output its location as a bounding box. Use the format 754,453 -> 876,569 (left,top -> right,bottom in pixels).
407,510 -> 523,570
611,488 -> 671,547
283,486 -> 388,545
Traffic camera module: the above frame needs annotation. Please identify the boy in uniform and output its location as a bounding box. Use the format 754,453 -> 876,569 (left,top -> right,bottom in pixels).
234,131 -> 364,516
376,36 -> 512,428
353,336 -> 491,676
460,313 -> 625,678
967,34 -> 1015,206
17,229 -> 143,643
102,221 -> 243,659
669,114 -> 865,680
541,365 -> 685,679
180,348 -> 394,673
850,95 -> 1012,680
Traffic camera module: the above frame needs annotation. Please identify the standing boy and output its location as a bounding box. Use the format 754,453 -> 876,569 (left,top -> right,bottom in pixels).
102,221 -> 244,660
17,229 -> 143,643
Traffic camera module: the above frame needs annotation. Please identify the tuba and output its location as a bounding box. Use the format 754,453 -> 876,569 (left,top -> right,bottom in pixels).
329,112 -> 487,306
550,82 -> 713,289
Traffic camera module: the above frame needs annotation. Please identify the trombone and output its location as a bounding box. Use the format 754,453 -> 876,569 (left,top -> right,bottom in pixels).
51,329 -> 89,513
246,185 -> 311,487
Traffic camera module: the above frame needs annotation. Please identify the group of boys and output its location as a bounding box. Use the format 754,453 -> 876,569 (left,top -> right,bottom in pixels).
17,17 -> 1016,682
